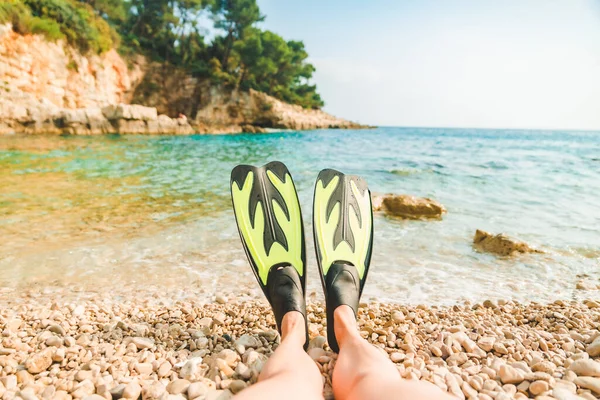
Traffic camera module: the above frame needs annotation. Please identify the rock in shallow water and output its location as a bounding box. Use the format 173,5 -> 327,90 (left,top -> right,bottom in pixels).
372,193 -> 446,219
473,229 -> 543,256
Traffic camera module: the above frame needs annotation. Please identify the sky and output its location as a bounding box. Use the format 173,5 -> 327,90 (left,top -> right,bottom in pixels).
256,0 -> 600,130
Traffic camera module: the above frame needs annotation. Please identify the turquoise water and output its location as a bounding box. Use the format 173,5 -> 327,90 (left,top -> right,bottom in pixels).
1,128 -> 599,304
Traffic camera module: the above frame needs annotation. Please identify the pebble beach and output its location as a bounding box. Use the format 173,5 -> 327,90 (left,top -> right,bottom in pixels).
2,131 -> 599,400
1,288 -> 600,400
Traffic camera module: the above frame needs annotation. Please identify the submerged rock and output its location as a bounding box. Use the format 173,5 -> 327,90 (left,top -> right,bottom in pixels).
473,230 -> 543,256
372,193 -> 446,219
576,280 -> 598,291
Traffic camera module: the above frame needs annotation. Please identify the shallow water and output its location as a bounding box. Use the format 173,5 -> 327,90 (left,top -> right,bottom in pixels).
1,128 -> 599,305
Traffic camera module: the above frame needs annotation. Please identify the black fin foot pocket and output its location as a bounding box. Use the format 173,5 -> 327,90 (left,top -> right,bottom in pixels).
267,264 -> 308,349
324,263 -> 360,353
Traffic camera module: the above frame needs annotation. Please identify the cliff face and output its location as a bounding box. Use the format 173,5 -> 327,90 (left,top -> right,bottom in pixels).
0,24 -> 366,135
0,24 -> 143,108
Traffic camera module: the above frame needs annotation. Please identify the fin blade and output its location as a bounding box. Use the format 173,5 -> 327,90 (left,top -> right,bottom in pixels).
231,161 -> 306,290
313,169 -> 373,281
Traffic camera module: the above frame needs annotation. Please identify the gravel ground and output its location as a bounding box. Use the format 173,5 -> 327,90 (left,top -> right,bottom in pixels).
1,293 -> 600,400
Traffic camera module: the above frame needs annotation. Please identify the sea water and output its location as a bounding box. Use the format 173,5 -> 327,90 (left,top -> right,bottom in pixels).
1,128 -> 599,304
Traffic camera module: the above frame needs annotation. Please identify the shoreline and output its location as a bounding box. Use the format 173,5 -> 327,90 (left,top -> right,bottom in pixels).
0,102 -> 372,136
1,293 -> 599,399
0,124 -> 374,137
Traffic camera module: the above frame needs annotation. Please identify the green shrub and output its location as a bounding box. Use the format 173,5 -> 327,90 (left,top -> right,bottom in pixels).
1,0 -> 115,54
0,1 -> 30,33
29,17 -> 65,41
24,0 -> 115,53
66,59 -> 78,71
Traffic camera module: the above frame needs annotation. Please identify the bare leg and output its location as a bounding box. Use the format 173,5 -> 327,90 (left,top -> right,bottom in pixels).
234,311 -> 324,400
332,306 -> 454,400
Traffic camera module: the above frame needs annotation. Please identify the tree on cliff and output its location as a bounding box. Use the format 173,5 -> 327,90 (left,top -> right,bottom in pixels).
211,0 -> 264,73
235,29 -> 323,108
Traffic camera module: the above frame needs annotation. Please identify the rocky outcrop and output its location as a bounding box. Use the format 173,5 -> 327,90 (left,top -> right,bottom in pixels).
372,193 -> 446,219
194,88 -> 365,131
0,23 -> 367,135
473,230 -> 543,257
0,97 -> 193,135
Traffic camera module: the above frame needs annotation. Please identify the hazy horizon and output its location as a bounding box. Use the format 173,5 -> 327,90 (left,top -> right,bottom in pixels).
258,0 -> 600,131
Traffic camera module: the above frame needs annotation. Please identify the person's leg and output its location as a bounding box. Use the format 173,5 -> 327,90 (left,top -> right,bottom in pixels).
332,306 -> 454,400
234,311 -> 324,400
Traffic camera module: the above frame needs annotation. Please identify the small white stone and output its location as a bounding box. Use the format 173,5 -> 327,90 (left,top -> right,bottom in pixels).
587,337 -> 600,357
235,362 -> 252,380
131,337 -> 154,350
167,379 -> 190,395
73,305 -> 85,316
179,357 -> 204,380
215,294 -> 228,304
529,380 -> 549,395
25,349 -> 53,374
391,310 -> 405,322
569,359 -> 600,377
188,381 -> 209,399
135,362 -> 153,375
122,381 -> 142,399
574,376 -> 600,395
308,348 -> 326,360
235,334 -> 261,349
498,365 -> 525,384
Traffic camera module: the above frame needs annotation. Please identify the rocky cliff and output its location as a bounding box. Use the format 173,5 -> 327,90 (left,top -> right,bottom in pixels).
0,24 -> 365,135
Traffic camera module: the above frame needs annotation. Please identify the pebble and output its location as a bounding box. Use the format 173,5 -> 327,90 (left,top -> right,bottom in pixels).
529,380 -> 549,395
130,337 -> 154,349
391,310 -> 405,322
235,362 -> 252,380
587,337 -> 600,357
308,348 -> 326,360
552,387 -> 579,400
110,384 -> 126,397
308,336 -> 326,350
167,379 -> 190,395
45,336 -> 63,347
179,357 -> 204,380
532,361 -> 556,374
569,359 -> 600,377
213,312 -> 226,325
235,334 -> 262,349
229,380 -> 247,394
135,362 -> 153,375
478,337 -> 495,352
188,381 -> 209,399
574,377 -> 600,395
123,381 -> 142,399
216,294 -> 228,304
0,296 -> 598,399
24,349 -> 53,374
143,381 -> 166,399
499,365 -> 525,384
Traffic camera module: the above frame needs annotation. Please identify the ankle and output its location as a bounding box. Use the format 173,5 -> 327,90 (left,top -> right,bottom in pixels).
280,311 -> 305,342
333,305 -> 360,347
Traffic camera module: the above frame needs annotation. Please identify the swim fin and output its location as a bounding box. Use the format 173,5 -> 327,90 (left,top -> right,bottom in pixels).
313,169 -> 373,353
231,161 -> 308,348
